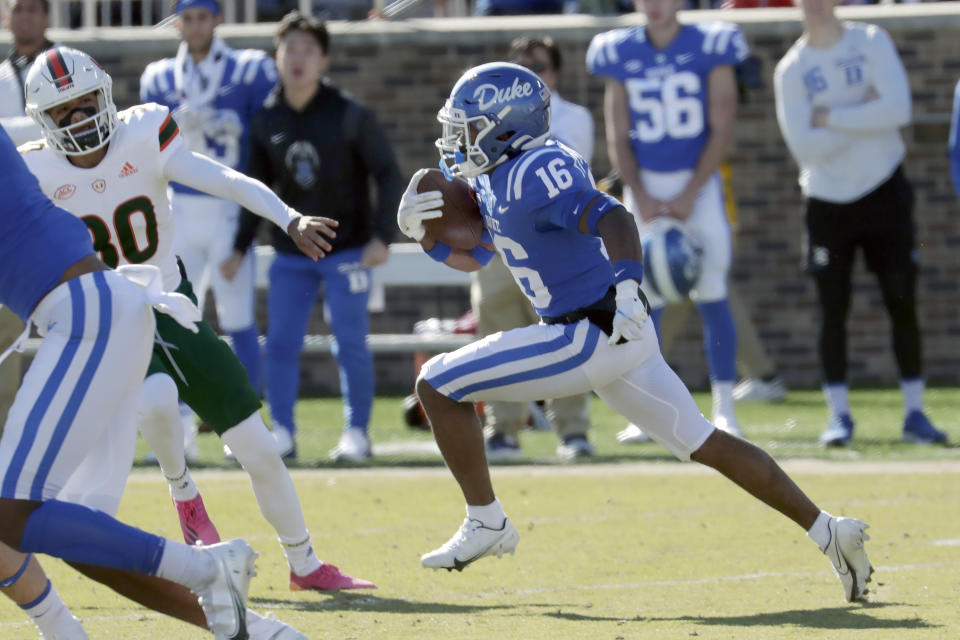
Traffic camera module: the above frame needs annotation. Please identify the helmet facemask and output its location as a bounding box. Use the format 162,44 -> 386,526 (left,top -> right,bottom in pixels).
36,86 -> 118,156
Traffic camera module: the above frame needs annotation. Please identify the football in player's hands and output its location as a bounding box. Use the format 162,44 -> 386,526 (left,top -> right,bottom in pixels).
417,169 -> 484,250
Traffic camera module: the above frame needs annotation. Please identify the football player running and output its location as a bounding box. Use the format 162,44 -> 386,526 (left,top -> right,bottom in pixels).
18,46 -> 375,594
0,123 -> 261,640
587,0 -> 745,437
398,62 -> 873,603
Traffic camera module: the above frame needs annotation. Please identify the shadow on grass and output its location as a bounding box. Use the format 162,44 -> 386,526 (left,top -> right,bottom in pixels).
249,593 -> 514,615
643,602 -> 938,630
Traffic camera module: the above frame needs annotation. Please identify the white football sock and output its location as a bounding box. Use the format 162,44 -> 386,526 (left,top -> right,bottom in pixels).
711,381 -> 735,419
138,374 -> 199,500
822,383 -> 850,418
466,498 -> 506,529
21,581 -> 88,640
899,378 -> 924,414
165,467 -> 199,503
284,535 -> 322,577
806,510 -> 833,552
221,413 -> 319,575
155,542 -> 216,591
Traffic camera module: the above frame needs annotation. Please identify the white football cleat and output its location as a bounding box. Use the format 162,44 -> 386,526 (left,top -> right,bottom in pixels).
732,377 -> 787,403
329,428 -> 372,462
616,423 -> 652,444
196,539 -> 258,640
823,517 -> 873,602
247,610 -> 307,640
712,413 -> 743,438
422,517 -> 519,571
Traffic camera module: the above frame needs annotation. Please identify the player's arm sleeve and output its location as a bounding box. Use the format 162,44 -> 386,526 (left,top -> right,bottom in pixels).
356,109 -> 404,242
0,117 -> 42,146
716,24 -> 751,66
139,63 -> 165,106
825,28 -> 911,133
774,60 -> 858,163
163,146 -> 299,235
949,81 -> 960,198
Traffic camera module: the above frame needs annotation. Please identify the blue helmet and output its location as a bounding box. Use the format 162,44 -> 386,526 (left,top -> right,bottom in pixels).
641,218 -> 703,303
436,62 -> 551,178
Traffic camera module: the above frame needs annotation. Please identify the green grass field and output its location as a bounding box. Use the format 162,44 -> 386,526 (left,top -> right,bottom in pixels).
1,389 -> 958,639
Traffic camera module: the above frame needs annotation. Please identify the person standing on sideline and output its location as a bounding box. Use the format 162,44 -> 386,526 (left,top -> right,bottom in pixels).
774,0 -> 946,446
588,0 -> 746,437
226,12 -> 403,462
141,0 -> 275,397
398,62 -> 873,605
0,0 -> 55,434
474,35 -> 598,461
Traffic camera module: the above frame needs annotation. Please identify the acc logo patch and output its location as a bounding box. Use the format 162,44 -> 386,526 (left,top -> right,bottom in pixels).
54,184 -> 76,200
91,179 -> 106,193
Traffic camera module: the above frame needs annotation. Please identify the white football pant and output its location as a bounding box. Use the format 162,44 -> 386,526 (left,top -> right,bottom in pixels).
171,192 -> 256,332
0,271 -> 155,514
421,319 -> 715,461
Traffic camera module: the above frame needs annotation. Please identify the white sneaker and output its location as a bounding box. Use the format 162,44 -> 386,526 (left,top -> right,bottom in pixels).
556,436 -> 594,461
329,428 -> 372,462
195,539 -> 258,640
733,377 -> 787,403
823,517 -> 873,602
712,413 -> 744,438
247,610 -> 307,640
617,423 -> 652,444
527,401 -> 552,431
421,517 -> 519,571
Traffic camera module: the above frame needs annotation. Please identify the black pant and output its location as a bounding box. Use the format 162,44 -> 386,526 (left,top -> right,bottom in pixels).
803,166 -> 921,383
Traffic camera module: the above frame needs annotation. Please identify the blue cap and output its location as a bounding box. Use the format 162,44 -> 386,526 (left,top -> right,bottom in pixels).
174,0 -> 220,14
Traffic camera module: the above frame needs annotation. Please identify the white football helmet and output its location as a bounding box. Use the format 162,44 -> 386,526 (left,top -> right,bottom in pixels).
24,46 -> 118,155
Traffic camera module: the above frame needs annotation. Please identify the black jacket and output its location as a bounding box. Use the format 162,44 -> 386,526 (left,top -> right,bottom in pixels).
234,81 -> 402,256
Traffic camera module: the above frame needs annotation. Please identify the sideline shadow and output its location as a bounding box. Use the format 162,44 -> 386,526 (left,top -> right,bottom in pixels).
646,602 -> 937,631
250,594 -> 514,615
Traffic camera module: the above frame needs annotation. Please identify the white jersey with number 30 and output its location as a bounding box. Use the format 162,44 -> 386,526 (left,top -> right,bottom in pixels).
19,102 -> 185,291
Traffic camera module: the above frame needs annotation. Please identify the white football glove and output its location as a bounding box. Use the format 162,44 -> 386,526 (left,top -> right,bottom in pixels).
609,279 -> 648,345
397,168 -> 444,242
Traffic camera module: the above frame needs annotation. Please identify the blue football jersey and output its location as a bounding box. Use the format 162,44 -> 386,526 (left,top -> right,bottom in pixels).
587,23 -> 748,172
0,128 -> 93,321
140,45 -> 277,196
473,141 -> 616,318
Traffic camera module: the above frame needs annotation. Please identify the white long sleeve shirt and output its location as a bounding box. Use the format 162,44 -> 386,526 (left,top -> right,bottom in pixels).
550,93 -> 594,164
0,48 -> 48,145
774,22 -> 910,203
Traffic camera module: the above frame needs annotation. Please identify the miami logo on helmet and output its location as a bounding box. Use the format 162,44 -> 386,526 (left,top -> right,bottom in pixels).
45,49 -> 74,92
473,77 -> 534,112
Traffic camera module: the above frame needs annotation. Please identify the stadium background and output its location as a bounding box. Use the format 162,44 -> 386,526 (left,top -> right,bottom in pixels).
5,4 -> 959,393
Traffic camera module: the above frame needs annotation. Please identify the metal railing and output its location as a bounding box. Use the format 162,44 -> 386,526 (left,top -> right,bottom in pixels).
45,0 -> 450,28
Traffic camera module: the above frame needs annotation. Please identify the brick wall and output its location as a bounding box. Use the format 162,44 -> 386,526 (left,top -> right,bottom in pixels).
14,5 -> 960,392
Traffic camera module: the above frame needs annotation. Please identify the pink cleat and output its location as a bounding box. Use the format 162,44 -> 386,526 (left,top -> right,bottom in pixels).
173,494 -> 221,546
289,564 -> 377,591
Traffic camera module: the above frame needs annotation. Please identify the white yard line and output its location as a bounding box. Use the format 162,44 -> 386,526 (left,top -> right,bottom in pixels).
124,458 -> 960,485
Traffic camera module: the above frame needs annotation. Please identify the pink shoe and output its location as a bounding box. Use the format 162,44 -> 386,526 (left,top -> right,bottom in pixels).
289,564 -> 377,591
173,494 -> 221,545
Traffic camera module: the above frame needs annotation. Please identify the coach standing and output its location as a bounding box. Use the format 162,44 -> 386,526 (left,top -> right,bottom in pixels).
226,12 -> 402,462
774,0 -> 946,446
